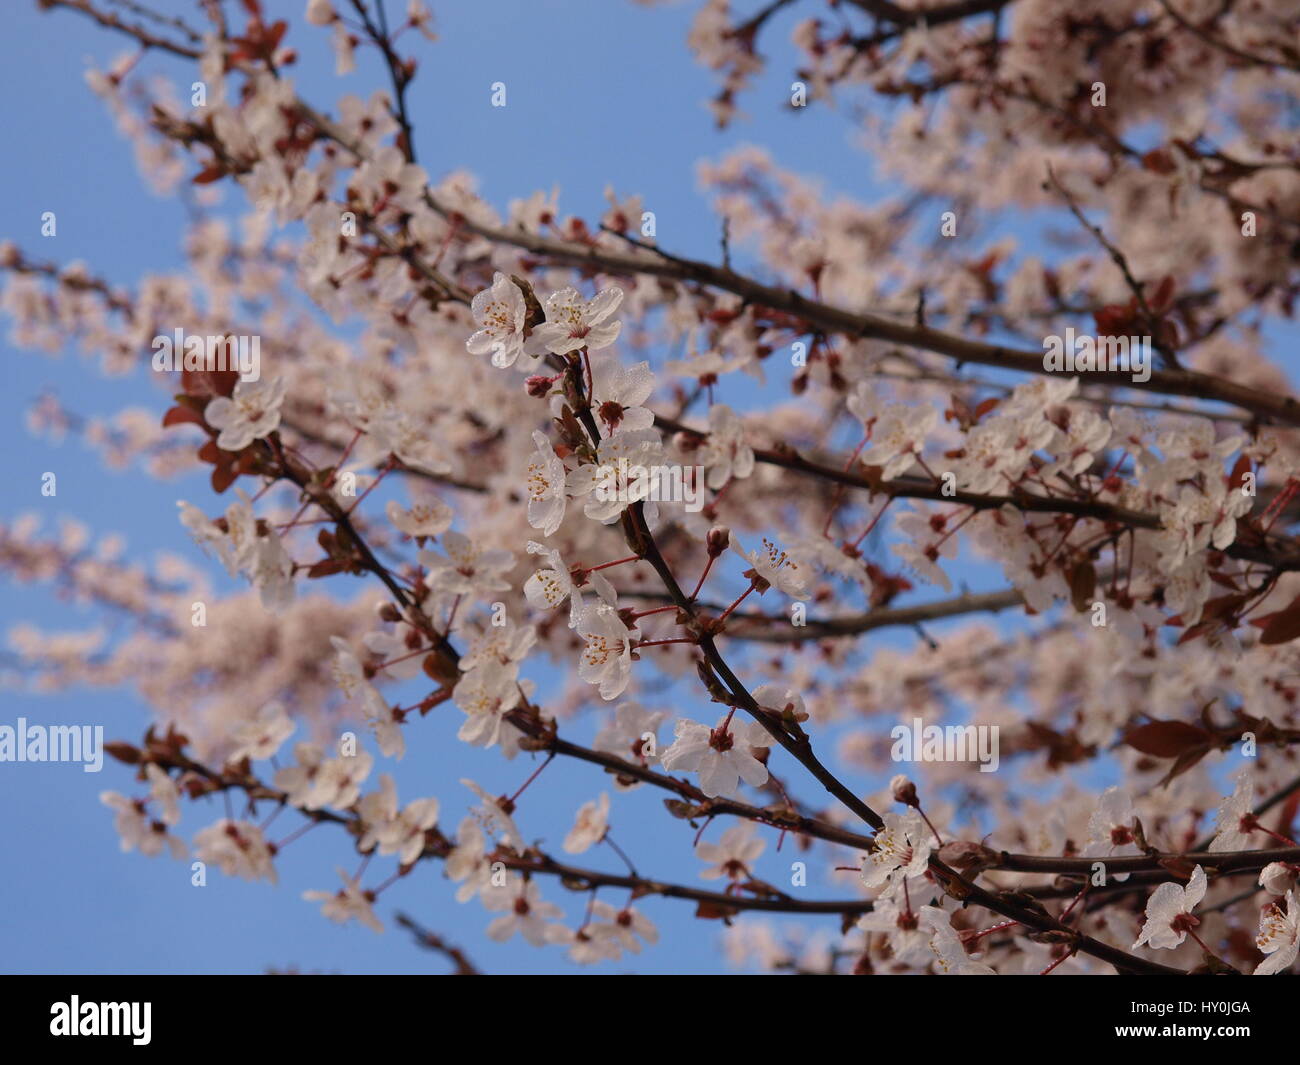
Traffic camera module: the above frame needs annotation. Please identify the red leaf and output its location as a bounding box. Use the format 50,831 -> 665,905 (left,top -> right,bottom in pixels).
211,462 -> 239,494
1201,593 -> 1246,621
1158,745 -> 1212,787
1141,148 -> 1177,175
306,558 -> 348,579
1207,570 -> 1241,592
1228,454 -> 1252,492
1260,595 -> 1300,645
181,365 -> 238,398
162,405 -> 204,429
265,20 -> 288,51
192,164 -> 226,185
103,741 -> 140,765
1150,275 -> 1176,314
1094,302 -> 1137,337
1122,720 -> 1212,759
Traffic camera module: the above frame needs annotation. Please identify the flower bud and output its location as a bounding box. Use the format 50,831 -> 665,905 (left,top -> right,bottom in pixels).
937,839 -> 998,874
891,774 -> 919,807
706,525 -> 730,559
525,375 -> 554,398
1259,861 -> 1298,896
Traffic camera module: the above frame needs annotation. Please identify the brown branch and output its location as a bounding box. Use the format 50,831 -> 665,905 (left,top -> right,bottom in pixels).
655,412 -> 1300,571
45,0 -> 1300,428
394,913 -> 481,973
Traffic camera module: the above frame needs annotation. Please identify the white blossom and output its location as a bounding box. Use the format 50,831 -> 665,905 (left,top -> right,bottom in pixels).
695,823 -> 765,880
525,285 -> 624,356
562,793 -> 610,854
660,715 -> 769,798
204,377 -> 286,452
1133,866 -> 1207,951
467,272 -> 529,368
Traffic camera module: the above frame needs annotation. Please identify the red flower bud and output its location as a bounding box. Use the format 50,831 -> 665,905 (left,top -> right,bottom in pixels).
706,526 -> 730,558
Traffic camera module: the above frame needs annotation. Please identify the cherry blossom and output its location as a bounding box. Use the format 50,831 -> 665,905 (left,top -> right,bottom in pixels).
361,684 -> 406,760
446,816 -> 494,903
366,408 -> 452,475
462,778 -> 524,853
699,403 -> 754,489
857,898 -> 931,967
524,431 -> 567,536
729,532 -> 810,600
660,715 -> 769,798
920,907 -> 996,976
751,684 -> 808,723
566,427 -> 666,524
522,541 -> 583,620
1254,891 -> 1300,975
1209,772 -> 1256,853
592,899 -> 658,954
1133,866 -> 1208,951
562,793 -> 610,854
99,789 -> 186,860
588,355 -> 655,435
303,869 -> 385,935
12,0 -> 1300,980
466,272 -> 529,369
1083,787 -> 1143,877
386,497 -> 453,540
861,810 -> 933,894
574,602 -> 632,701
457,619 -> 538,672
274,743 -> 374,811
379,793 -> 440,867
362,626 -> 425,681
227,701 -> 295,763
696,823 -> 764,881
592,700 -> 668,778
1260,863 -> 1299,897
547,920 -> 622,964
193,820 -> 278,885
855,398 -> 937,480
204,377 -> 286,452
452,662 -> 525,752
483,876 -> 563,946
524,285 -> 624,357
420,532 -> 514,599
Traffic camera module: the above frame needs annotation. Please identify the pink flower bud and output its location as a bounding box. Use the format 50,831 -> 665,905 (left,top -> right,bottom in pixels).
891,774 -> 919,807
706,525 -> 730,559
525,375 -> 554,398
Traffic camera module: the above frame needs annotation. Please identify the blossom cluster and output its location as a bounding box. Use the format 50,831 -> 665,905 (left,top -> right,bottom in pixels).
3,0 -> 1300,977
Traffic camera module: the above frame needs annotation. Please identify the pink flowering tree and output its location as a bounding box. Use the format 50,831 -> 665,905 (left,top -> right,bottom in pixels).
5,0 -> 1300,975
